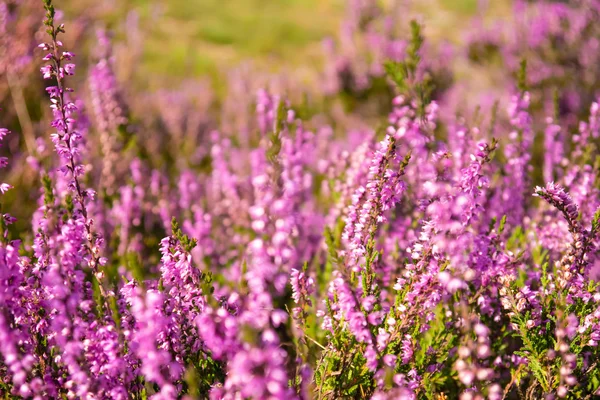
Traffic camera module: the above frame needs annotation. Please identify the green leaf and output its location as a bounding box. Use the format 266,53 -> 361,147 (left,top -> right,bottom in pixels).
498,214 -> 507,234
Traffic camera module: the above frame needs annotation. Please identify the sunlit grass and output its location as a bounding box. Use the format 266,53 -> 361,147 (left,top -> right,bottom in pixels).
62,0 -> 512,85
133,0 -> 344,78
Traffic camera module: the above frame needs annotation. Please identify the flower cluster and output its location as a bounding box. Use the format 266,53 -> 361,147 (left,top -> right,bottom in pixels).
0,0 -> 600,399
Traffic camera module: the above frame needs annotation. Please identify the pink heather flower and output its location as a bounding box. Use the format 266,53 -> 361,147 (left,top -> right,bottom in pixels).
45,86 -> 60,98
365,345 -> 378,372
401,336 -> 414,364
1,1 -> 600,398
40,65 -> 53,79
0,183 -> 13,193
63,63 -> 75,75
383,354 -> 397,367
535,182 -> 580,229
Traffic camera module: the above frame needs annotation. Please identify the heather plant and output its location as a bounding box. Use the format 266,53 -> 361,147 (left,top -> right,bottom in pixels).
322,0 -> 453,119
0,0 -> 599,399
467,0 -> 600,124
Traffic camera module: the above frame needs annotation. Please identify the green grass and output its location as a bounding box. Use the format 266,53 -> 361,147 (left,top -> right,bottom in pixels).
439,0 -> 479,15
129,0 -> 344,79
62,0 -> 512,86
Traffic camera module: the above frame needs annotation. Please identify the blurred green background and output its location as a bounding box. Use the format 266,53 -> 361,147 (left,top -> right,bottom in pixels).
62,0 -> 509,83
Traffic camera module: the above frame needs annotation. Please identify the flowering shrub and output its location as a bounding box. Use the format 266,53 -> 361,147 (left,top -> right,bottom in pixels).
0,0 -> 600,399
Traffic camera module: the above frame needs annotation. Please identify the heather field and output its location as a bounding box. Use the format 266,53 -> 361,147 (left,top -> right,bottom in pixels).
1,0 -> 600,399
